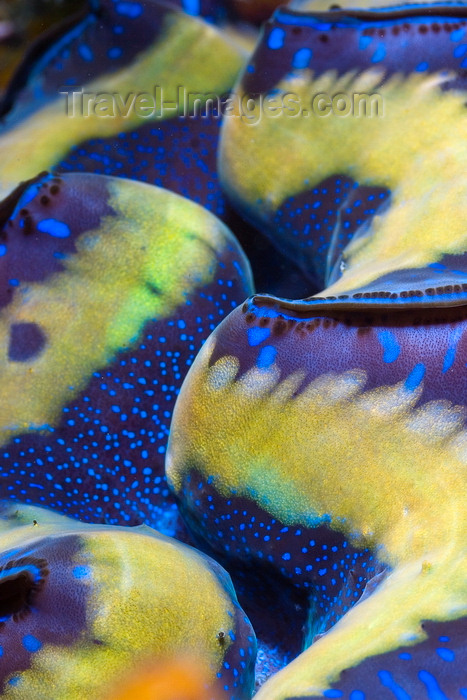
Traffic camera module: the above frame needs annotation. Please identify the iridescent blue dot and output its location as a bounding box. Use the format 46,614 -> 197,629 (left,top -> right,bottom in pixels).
454,44 -> 467,57
116,1 -> 143,18
405,363 -> 426,391
108,47 -> 123,59
268,28 -> 285,50
257,345 -> 277,369
72,566 -> 90,579
78,45 -> 94,62
371,44 -> 386,63
292,48 -> 312,69
37,219 -> 71,239
436,647 -> 455,662
248,327 -> 270,347
22,634 -> 42,653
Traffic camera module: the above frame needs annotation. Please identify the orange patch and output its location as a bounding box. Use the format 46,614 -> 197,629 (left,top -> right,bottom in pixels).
108,657 -> 225,700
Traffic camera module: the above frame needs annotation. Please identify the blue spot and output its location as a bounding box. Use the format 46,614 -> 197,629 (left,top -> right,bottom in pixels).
22,634 -> 42,653
436,647 -> 455,662
350,693 -> 366,700
451,28 -> 465,42
378,330 -> 400,363
442,325 -> 463,373
78,44 -> 94,62
282,552 -> 291,561
116,1 -> 143,17
324,691 -> 343,698
371,44 -> 386,63
378,671 -> 411,699
72,566 -> 90,579
108,47 -> 123,59
0,245 -> 6,256
182,0 -> 200,14
37,219 -> 71,238
399,652 -> 411,660
404,363 -> 425,391
454,44 -> 467,57
13,179 -> 49,216
268,28 -> 285,50
359,36 -> 372,50
248,327 -> 271,346
292,48 -> 312,69
460,690 -> 467,698
442,347 -> 456,373
257,345 -> 277,369
418,670 -> 448,700
416,61 -> 428,72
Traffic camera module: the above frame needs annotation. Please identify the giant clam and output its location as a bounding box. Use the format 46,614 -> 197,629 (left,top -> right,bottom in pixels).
0,0 -> 244,217
167,2 -> 467,697
0,503 -> 255,698
0,170 -> 252,536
